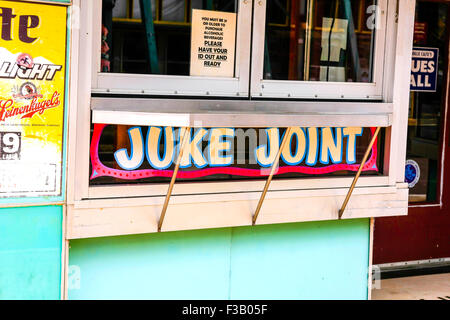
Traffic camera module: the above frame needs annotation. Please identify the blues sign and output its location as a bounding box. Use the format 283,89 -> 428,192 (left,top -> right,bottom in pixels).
410,47 -> 439,92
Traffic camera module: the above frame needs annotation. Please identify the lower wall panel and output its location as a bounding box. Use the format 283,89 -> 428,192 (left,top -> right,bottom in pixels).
0,206 -> 63,300
374,206 -> 450,263
68,218 -> 370,300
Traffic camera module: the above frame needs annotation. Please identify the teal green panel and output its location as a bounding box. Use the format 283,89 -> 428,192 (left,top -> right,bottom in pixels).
68,219 -> 370,300
68,228 -> 232,300
0,206 -> 62,300
228,219 -> 370,300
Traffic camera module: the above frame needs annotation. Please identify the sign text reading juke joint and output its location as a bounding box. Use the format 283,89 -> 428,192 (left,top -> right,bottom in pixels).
90,126 -> 378,180
114,127 -> 367,170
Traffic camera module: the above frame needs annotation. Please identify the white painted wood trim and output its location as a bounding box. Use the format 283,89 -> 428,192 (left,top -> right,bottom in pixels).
73,0 -> 94,201
66,0 -> 80,205
90,0 -> 101,88
88,176 -> 392,199
83,184 -> 400,208
67,183 -> 408,239
391,0 -> 416,184
92,109 -> 393,128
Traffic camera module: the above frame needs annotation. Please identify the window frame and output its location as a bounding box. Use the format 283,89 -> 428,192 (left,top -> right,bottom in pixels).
251,0 -> 389,99
68,0 -> 414,235
89,0 -> 252,97
71,0 -> 403,201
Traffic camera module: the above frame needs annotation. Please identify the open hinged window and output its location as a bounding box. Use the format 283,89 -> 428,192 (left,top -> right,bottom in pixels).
89,0 -> 389,100
89,0 -> 252,97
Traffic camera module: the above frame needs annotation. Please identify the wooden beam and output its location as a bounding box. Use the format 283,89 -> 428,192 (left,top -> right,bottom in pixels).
339,127 -> 381,219
158,127 -> 190,232
252,127 -> 293,225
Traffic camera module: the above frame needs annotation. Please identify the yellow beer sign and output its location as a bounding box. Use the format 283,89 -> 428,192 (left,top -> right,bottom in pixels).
0,1 -> 67,198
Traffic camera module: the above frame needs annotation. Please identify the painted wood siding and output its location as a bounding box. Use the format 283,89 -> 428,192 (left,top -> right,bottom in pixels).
68,218 -> 370,299
0,206 -> 63,299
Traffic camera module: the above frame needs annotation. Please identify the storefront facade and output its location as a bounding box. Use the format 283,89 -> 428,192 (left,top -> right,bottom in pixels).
0,0 -> 70,299
0,0 -> 424,300
374,0 -> 450,269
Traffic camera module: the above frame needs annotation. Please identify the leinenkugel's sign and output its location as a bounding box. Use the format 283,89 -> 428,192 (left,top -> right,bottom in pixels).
0,1 -> 67,197
90,125 -> 379,180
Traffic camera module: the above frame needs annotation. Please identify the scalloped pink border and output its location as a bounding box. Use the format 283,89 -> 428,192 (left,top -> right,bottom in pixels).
90,124 -> 378,180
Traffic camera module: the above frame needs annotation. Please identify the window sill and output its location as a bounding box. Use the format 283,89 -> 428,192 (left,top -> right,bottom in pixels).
91,97 -> 393,128
67,183 -> 408,239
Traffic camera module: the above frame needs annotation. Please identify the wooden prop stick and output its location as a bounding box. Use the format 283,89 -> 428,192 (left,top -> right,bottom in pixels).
158,127 -> 191,232
252,127 -> 293,225
338,127 -> 381,219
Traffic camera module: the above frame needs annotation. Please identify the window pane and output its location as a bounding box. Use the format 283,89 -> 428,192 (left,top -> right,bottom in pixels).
161,0 -> 185,22
406,1 -> 449,203
89,125 -> 384,186
102,0 -> 238,76
264,0 -> 377,82
112,0 -> 128,18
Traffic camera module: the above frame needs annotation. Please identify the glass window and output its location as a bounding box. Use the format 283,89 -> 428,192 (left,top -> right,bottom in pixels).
102,0 -> 238,76
264,0 -> 377,82
89,124 -> 384,186
406,1 -> 449,203
96,0 -> 388,98
76,0 -> 408,201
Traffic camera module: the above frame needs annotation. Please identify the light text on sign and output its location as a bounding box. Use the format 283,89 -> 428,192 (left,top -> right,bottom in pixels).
410,47 -> 439,92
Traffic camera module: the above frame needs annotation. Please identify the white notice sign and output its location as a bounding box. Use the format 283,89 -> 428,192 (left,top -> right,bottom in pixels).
190,9 -> 236,77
